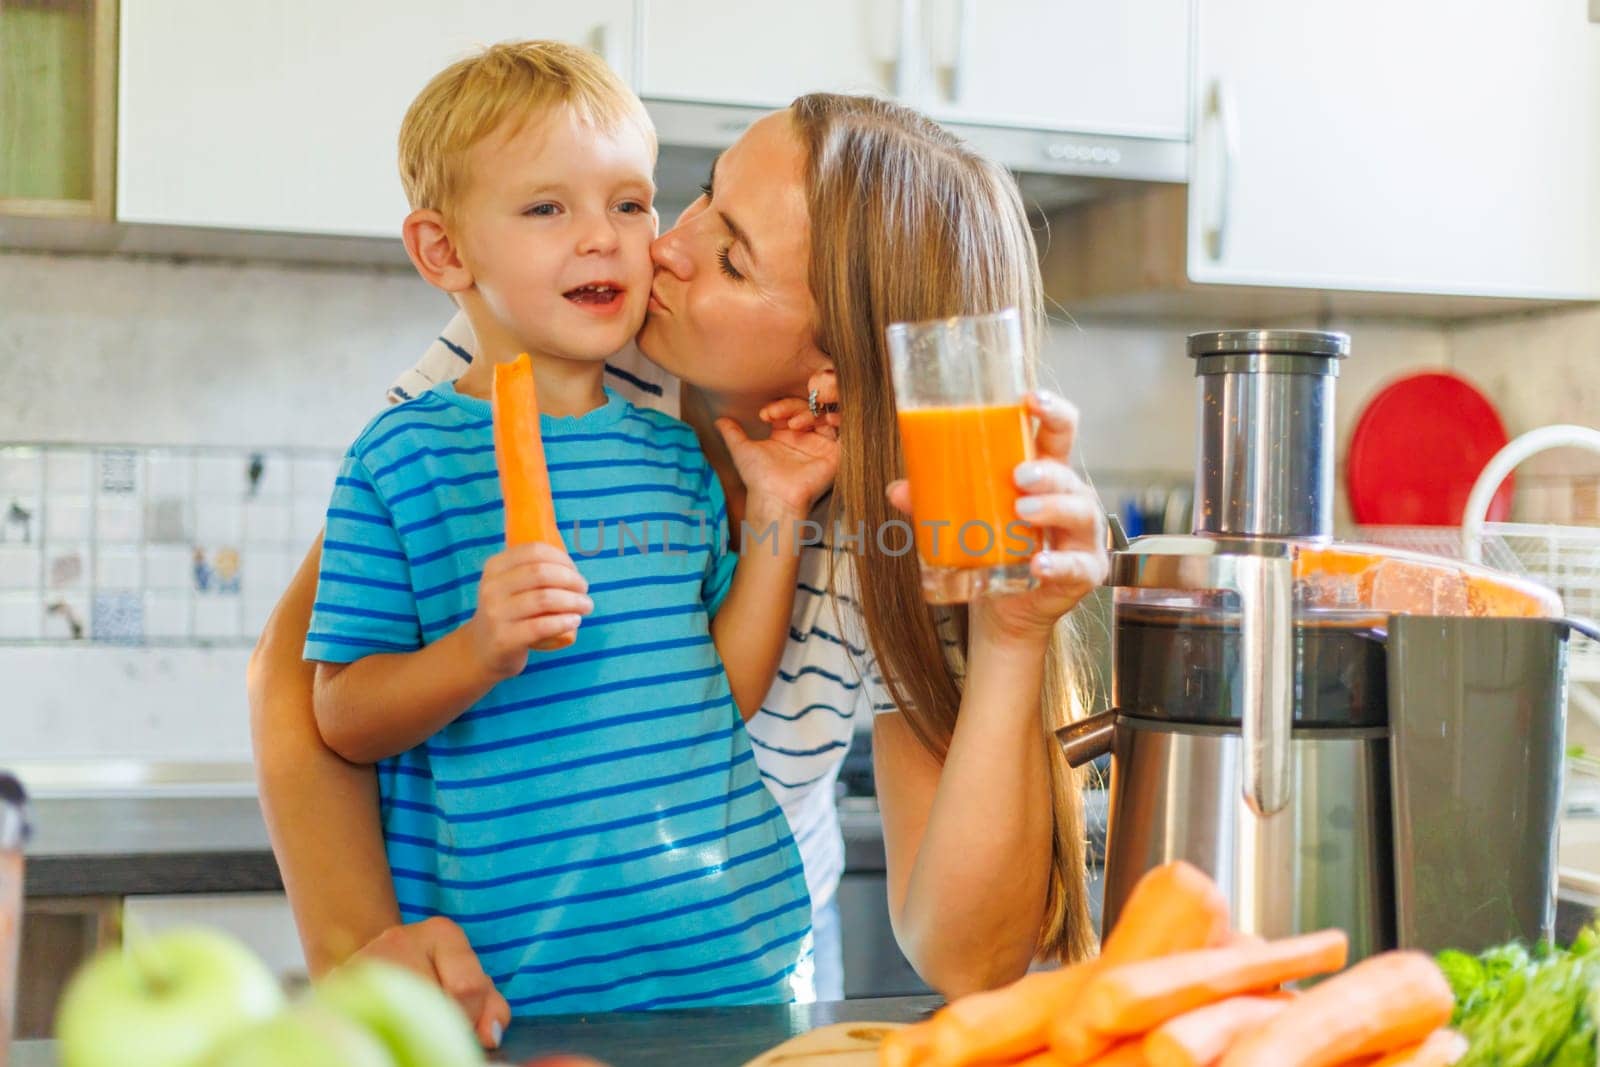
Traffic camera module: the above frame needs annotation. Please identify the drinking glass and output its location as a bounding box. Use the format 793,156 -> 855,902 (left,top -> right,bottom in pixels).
887,308 -> 1040,603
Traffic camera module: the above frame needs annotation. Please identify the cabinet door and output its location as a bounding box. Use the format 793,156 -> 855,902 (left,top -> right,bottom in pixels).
1189,0 -> 1600,299
639,0 -> 900,107
117,1 -> 635,238
921,0 -> 1190,139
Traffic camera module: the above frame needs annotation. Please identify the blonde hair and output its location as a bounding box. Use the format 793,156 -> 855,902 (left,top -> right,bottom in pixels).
397,39 -> 654,216
791,93 -> 1096,965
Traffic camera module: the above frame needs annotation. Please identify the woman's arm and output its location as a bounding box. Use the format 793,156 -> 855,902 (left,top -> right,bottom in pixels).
874,621 -> 1057,996
247,533 -> 404,973
875,391 -> 1109,997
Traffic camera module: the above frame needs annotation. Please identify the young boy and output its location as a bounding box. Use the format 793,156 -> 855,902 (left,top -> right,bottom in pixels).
303,42 -> 828,1016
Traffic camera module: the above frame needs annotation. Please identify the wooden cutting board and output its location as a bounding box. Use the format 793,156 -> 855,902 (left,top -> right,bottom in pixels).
740,1021 -> 906,1066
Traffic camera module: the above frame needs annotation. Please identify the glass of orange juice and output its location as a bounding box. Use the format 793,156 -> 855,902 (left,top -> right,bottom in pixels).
887,308 -> 1039,604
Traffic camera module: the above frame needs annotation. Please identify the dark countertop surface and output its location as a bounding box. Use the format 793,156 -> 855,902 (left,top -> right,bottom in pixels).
11,995 -> 944,1067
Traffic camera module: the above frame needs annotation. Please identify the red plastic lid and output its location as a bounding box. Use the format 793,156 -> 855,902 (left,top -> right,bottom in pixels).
1346,371 -> 1513,526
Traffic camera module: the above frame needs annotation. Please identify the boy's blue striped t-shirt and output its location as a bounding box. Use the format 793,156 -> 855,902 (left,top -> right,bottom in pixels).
304,382 -> 813,1015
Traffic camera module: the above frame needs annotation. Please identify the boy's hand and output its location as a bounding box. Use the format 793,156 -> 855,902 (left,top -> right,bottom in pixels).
467,542 -> 592,679
720,370 -> 843,521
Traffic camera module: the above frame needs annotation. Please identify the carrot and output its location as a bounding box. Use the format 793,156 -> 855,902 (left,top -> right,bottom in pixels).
491,352 -> 573,652
1217,951 -> 1454,1067
1082,1041 -> 1149,1066
929,966 -> 1094,1065
1101,861 -> 1233,965
1051,862 -> 1234,1065
1142,996 -> 1290,1067
879,1022 -> 936,1067
1363,1029 -> 1469,1067
1082,929 -> 1348,1036
1013,1050 -> 1073,1067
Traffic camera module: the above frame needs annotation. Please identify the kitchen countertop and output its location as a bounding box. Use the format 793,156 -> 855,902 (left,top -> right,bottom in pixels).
10,994 -> 944,1067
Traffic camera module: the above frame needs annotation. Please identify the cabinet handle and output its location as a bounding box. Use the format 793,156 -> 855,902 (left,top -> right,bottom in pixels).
940,0 -> 974,104
588,22 -> 621,73
1201,79 -> 1239,262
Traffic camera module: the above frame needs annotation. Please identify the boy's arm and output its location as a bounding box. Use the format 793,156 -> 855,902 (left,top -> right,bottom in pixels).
710,495 -> 807,722
313,542 -> 593,763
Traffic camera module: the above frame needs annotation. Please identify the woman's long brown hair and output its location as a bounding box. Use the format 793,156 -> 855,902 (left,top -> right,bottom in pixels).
790,93 -> 1095,964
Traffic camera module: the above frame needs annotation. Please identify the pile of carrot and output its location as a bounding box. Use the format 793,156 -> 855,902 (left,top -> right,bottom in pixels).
880,861 -> 1463,1067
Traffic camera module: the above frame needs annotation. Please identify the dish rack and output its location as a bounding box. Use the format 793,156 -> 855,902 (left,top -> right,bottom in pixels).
1354,424 -> 1600,719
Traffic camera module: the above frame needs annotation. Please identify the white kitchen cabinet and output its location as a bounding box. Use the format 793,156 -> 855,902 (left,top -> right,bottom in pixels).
1188,0 -> 1600,300
639,0 -> 901,106
918,0 -> 1190,140
117,1 -> 635,238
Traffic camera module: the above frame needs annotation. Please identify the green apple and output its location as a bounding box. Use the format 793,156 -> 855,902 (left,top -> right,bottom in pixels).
56,927 -> 286,1067
201,1003 -> 395,1067
314,960 -> 484,1067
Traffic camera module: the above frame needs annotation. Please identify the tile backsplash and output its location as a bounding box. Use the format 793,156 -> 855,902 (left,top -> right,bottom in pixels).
0,443 -> 338,644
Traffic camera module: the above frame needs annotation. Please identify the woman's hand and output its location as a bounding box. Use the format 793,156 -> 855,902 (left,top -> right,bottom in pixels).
351,916 -> 511,1050
888,389 -> 1108,643
718,369 -> 842,521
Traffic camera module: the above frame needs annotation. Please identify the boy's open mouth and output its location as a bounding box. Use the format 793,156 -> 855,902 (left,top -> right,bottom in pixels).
563,283 -> 624,307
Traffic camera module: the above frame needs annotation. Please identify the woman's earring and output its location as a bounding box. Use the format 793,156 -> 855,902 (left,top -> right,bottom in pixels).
807,388 -> 839,419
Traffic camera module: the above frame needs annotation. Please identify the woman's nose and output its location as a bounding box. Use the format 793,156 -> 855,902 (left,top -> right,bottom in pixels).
650,227 -> 692,279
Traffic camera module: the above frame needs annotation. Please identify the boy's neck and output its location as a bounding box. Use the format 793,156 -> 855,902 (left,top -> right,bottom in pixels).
455,350 -> 607,417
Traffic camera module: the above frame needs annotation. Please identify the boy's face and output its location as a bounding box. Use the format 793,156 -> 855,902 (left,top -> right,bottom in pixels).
452,106 -> 656,364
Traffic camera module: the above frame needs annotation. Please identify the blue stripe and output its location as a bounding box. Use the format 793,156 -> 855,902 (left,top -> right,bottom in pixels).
392,806 -> 785,890
551,482 -> 699,501
748,735 -> 849,759
511,924 -> 809,1008
457,660 -> 723,725
584,572 -> 703,596
335,476 -> 377,495
547,456 -> 702,477
614,962 -> 800,1012
756,701 -> 851,723
579,602 -> 703,632
413,532 -> 500,566
605,362 -> 664,397
355,394 -> 452,451
491,894 -> 810,983
389,779 -> 767,857
540,429 -> 701,456
776,664 -> 863,691
439,335 -> 474,364
760,767 -> 835,790
328,507 -> 389,527
364,409 -> 486,454
420,609 -> 472,635
426,721 -> 739,789
306,632 -> 416,653
460,857 -> 803,953
396,498 -> 500,536
791,625 -> 867,657
318,572 -> 413,594
323,537 -> 409,563
387,468 -> 499,507
311,601 -> 417,625
370,442 -> 496,482
797,580 -> 856,607
383,750 -> 755,825
410,837 -> 794,924
427,689 -> 719,757
415,572 -> 477,602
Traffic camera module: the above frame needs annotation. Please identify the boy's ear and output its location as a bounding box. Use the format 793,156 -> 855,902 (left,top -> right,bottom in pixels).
402,208 -> 472,293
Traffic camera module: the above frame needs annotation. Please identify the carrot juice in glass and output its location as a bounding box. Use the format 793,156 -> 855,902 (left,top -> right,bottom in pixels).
887,308 -> 1039,604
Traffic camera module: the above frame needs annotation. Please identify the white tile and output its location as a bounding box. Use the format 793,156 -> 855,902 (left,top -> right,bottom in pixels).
144,546 -> 194,591
194,596 -> 242,639
146,455 -> 192,497
145,495 -> 191,544
44,451 -> 91,493
44,498 -> 91,541
196,455 -> 247,497
95,547 -> 142,589
142,591 -> 191,639
195,502 -> 243,544
0,546 -> 39,590
242,501 -> 293,544
0,449 -> 40,493
97,499 -> 143,544
0,593 -> 41,639
41,594 -> 88,640
45,545 -> 88,590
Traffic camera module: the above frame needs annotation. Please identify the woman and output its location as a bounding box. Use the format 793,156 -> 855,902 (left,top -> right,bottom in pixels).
250,93 -> 1108,1040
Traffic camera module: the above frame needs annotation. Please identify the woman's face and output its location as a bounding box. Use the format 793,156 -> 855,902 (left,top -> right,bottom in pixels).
638,111 -> 830,405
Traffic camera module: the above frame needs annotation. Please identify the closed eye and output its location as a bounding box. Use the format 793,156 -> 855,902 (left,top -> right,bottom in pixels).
716,245 -> 743,281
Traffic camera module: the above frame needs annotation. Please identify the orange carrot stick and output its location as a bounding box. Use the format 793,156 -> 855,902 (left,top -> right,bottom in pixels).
1142,996 -> 1290,1067
929,966 -> 1093,1065
492,353 -> 573,652
1217,951 -> 1453,1067
879,1022 -> 937,1067
1364,1029 -> 1468,1067
1052,862 -> 1235,1065
1101,861 -> 1233,965
1082,929 -> 1348,1036
1082,1040 -> 1149,1066
1013,1049 -> 1073,1067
